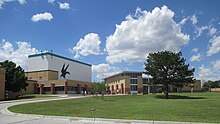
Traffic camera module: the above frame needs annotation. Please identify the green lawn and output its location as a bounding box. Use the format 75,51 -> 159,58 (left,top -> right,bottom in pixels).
8,92 -> 220,123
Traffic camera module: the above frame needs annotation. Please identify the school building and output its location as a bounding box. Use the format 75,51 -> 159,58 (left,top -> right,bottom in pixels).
104,71 -> 201,94
25,52 -> 92,95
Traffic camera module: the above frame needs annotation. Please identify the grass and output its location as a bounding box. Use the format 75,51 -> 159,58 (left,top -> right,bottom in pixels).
8,92 -> 220,123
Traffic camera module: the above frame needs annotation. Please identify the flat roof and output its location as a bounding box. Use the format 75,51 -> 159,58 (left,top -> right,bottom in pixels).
28,52 -> 91,67
103,71 -> 143,79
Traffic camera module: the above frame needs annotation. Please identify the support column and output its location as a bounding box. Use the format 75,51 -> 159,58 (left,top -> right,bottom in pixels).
77,84 -> 81,94
121,83 -> 124,94
64,82 -> 68,94
148,85 -> 150,94
40,84 -> 44,95
51,83 -> 55,94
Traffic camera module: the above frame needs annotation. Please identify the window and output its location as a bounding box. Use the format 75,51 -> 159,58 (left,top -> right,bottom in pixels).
143,86 -> 148,91
130,73 -> 137,78
68,86 -> 76,91
55,86 -> 64,91
130,85 -> 138,91
130,79 -> 138,84
44,87 -> 51,92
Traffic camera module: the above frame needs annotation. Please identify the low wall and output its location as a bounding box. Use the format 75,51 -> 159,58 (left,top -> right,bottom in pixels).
211,88 -> 220,92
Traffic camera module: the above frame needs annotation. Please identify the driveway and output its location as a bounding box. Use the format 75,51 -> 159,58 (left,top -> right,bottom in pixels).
0,95 -> 212,124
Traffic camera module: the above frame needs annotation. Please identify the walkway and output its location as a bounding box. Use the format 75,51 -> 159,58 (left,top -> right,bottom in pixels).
0,95 -> 213,124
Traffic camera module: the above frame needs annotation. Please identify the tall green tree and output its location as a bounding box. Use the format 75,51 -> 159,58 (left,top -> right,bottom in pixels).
0,60 -> 28,92
144,51 -> 195,99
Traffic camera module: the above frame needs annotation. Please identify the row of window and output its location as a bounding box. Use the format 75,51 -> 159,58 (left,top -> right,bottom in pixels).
121,73 -> 142,78
44,86 -> 64,92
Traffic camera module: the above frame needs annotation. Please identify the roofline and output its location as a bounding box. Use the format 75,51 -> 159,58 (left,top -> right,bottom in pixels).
103,71 -> 143,79
25,69 -> 58,73
28,52 -> 91,67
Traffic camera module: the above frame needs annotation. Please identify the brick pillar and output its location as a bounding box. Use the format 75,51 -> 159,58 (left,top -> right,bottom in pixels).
121,83 -> 124,94
51,83 -> 55,94
77,84 -> 81,94
64,82 -> 68,94
40,84 -> 44,95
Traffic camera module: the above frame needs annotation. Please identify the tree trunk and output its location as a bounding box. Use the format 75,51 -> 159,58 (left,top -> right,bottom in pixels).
102,92 -> 104,100
165,84 -> 169,99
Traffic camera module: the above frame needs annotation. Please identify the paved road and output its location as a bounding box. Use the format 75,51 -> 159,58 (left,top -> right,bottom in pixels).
0,96 -> 213,124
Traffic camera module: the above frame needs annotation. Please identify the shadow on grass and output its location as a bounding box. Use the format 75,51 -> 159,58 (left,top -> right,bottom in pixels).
154,95 -> 206,99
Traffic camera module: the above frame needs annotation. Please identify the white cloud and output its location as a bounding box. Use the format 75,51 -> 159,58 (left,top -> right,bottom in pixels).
212,60 -> 220,70
92,63 -> 121,80
180,16 -> 189,26
0,39 -> 38,70
106,5 -> 189,64
198,60 -> 220,81
209,27 -> 217,37
207,35 -> 220,56
48,0 -> 55,4
0,0 -> 26,8
192,48 -> 198,53
70,33 -> 102,58
190,53 -> 202,62
194,25 -> 208,38
18,0 -> 25,4
190,15 -> 198,25
31,12 -> 53,22
58,2 -> 70,10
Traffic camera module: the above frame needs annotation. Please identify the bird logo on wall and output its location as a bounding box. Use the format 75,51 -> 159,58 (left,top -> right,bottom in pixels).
60,63 -> 70,79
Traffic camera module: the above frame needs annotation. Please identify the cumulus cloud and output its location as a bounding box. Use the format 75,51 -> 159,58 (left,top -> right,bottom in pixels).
0,39 -> 38,70
194,25 -> 208,38
58,2 -> 70,10
209,27 -> 217,37
180,16 -> 189,26
31,12 -> 53,22
190,53 -> 202,62
192,48 -> 198,53
92,63 -> 121,80
207,35 -> 220,56
198,60 -> 220,81
105,5 -> 189,64
0,0 -> 26,8
70,33 -> 102,58
190,15 -> 198,25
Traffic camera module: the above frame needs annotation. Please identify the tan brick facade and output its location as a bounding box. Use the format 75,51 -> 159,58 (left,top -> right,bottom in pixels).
25,70 -> 58,81
105,71 -> 143,94
181,80 -> 201,92
25,70 -> 91,94
105,71 -> 202,94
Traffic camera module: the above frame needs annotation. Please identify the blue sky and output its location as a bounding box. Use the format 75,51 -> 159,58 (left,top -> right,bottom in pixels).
0,0 -> 220,82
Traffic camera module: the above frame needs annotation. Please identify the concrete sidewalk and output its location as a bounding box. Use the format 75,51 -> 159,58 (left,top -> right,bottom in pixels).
0,95 -> 215,124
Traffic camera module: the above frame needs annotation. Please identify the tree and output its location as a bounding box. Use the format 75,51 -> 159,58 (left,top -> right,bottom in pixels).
89,82 -> 98,98
99,81 -> 108,101
0,60 -> 28,92
144,51 -> 195,99
202,80 -> 220,92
